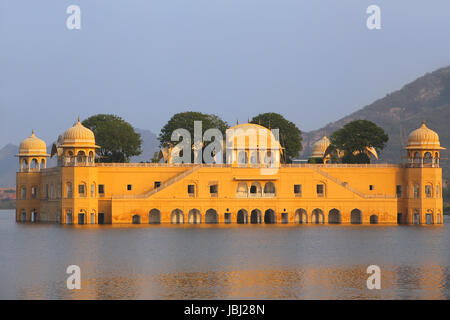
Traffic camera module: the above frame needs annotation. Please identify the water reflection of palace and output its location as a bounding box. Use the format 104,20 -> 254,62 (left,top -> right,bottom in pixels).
16,120 -> 444,225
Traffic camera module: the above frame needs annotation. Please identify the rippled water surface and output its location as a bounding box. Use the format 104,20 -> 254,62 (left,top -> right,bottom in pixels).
1,209 -> 450,299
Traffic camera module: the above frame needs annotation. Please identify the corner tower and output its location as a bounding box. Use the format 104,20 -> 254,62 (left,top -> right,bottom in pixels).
59,118 -> 100,166
403,121 -> 445,224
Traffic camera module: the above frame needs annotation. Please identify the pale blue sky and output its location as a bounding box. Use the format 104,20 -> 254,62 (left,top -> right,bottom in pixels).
1,0 -> 450,147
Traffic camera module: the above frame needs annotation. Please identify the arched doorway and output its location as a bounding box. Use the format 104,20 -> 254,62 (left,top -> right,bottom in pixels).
328,209 -> 341,224
237,209 -> 248,224
188,209 -> 202,224
66,211 -> 73,224
90,212 -> 96,224
78,212 -> 86,225
250,209 -> 262,224
370,215 -> 378,224
31,210 -> 38,223
351,209 -> 362,224
264,209 -> 276,224
205,209 -> 219,224
149,209 -> 161,224
132,214 -> 141,224
311,209 -> 324,224
294,209 -> 307,223
171,209 -> 184,224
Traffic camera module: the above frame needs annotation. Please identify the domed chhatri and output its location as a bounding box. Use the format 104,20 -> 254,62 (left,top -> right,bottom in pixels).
406,121 -> 444,150
311,135 -> 330,158
61,118 -> 99,148
17,130 -> 49,156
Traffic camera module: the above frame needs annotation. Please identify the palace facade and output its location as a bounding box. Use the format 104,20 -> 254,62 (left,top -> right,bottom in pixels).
15,120 -> 445,225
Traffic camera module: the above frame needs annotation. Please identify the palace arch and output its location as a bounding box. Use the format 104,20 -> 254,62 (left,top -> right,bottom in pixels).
171,209 -> 184,224
311,209 -> 324,224
328,209 -> 341,224
370,214 -> 378,224
188,209 -> 202,224
237,209 -> 248,224
294,209 -> 307,223
132,214 -> 141,224
250,209 -> 262,224
205,209 -> 219,224
149,209 -> 161,224
264,209 -> 276,224
351,209 -> 363,224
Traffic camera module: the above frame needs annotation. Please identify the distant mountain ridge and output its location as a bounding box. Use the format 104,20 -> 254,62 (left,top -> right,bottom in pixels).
302,66 -> 450,181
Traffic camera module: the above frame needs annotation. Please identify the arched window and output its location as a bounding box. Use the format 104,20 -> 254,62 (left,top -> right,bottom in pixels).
425,184 -> 433,198
424,152 -> 432,166
66,182 -> 73,198
21,159 -> 28,171
77,151 -> 86,164
89,151 -> 94,163
78,182 -> 86,197
91,183 -> 95,197
264,151 -> 274,166
30,159 -> 38,170
249,182 -> 262,197
437,185 -> 440,198
237,150 -> 248,165
20,186 -> 27,199
249,151 -> 259,165
264,182 -> 276,195
413,184 -> 420,198
413,152 -> 420,164
40,159 -> 46,169
31,186 -> 38,199
236,182 -> 248,197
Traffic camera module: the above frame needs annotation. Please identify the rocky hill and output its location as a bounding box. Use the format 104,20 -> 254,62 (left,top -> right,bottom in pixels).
302,66 -> 450,182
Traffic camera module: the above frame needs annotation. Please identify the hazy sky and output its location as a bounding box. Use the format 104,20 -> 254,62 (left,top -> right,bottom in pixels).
1,0 -> 450,147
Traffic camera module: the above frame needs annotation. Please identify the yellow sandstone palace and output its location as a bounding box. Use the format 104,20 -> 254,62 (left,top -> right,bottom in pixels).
15,120 -> 445,225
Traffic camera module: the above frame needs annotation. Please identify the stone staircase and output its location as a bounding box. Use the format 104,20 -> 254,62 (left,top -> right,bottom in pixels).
113,165 -> 202,199
310,166 -> 395,199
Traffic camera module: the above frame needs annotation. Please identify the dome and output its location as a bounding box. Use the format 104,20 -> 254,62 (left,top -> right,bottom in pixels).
17,131 -> 49,156
406,121 -> 444,150
311,135 -> 330,158
61,118 -> 99,148
227,123 -> 282,150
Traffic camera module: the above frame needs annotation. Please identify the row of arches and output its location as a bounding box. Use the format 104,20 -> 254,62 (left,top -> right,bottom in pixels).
236,182 -> 276,197
129,208 -> 377,224
20,158 -> 46,172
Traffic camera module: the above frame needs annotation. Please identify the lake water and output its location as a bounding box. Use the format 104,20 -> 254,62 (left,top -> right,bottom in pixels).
1,209 -> 450,299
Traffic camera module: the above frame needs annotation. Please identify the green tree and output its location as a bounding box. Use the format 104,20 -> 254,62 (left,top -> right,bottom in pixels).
251,113 -> 303,163
82,114 -> 142,163
329,120 -> 389,164
158,112 -> 229,155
